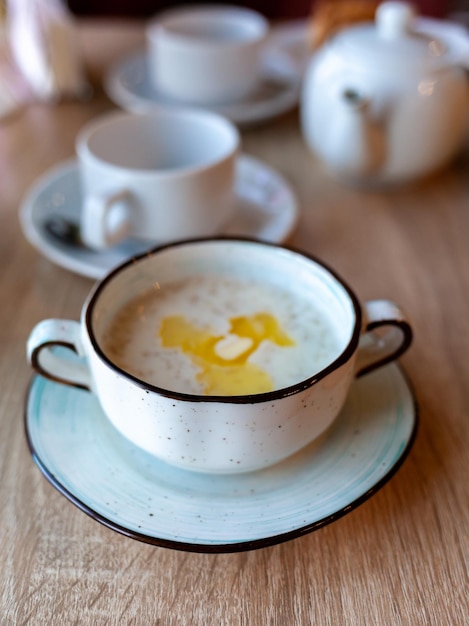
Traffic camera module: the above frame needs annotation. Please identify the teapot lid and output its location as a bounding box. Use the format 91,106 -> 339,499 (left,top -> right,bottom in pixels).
329,1 -> 449,72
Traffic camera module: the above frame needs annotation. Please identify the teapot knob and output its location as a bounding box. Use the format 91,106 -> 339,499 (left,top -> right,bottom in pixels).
376,1 -> 415,39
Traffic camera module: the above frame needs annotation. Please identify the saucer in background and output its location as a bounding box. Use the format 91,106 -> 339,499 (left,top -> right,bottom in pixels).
104,22 -> 308,126
19,155 -> 299,280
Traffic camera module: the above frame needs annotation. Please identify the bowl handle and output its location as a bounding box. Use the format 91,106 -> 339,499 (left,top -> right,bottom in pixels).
354,300 -> 413,377
26,319 -> 91,390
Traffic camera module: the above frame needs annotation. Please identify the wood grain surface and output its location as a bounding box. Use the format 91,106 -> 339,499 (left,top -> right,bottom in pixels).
1,20 -> 468,626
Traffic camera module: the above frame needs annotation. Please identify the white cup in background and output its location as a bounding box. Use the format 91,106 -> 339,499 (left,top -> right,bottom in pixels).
76,109 -> 240,250
147,5 -> 269,105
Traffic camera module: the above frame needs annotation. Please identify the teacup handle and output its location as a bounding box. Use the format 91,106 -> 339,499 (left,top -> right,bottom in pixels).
81,190 -> 133,249
355,300 -> 412,377
26,319 -> 92,390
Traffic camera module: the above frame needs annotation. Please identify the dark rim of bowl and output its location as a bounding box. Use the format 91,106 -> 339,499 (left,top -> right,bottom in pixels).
85,236 -> 363,404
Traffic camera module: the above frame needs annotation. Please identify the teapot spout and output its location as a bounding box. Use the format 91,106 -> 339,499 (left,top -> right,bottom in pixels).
324,89 -> 386,179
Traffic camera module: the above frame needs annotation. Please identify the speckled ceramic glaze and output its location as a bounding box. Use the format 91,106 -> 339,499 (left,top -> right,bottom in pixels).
24,363 -> 417,552
27,238 -> 412,473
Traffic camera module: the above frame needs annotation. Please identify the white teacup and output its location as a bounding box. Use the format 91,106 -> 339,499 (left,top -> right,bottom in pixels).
147,5 -> 269,105
27,238 -> 412,474
76,109 -> 240,250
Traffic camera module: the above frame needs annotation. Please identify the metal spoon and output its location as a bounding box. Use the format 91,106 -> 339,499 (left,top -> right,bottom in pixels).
44,216 -> 85,247
43,216 -> 151,256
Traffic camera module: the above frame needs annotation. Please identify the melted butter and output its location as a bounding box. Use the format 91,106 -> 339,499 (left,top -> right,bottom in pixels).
159,313 -> 295,395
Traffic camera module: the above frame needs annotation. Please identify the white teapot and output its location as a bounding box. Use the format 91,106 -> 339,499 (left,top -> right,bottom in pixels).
301,1 -> 469,185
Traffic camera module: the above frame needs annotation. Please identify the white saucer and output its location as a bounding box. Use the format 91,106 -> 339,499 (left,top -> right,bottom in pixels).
265,19 -> 311,76
25,364 -> 417,553
104,26 -> 303,126
20,155 -> 298,280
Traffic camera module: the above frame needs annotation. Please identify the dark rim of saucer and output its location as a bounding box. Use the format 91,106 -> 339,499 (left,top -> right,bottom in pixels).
24,366 -> 419,553
85,236 -> 363,404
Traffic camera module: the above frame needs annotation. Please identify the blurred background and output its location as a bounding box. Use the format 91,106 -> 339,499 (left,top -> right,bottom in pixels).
65,0 -> 455,20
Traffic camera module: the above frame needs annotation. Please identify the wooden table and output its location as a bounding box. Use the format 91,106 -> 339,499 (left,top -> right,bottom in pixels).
2,20 -> 468,625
